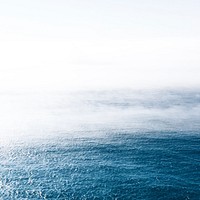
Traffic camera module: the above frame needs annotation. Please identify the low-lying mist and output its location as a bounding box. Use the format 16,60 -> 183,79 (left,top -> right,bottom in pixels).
0,88 -> 199,144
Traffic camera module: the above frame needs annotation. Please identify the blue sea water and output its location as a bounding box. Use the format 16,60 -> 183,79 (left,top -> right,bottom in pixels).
0,89 -> 200,199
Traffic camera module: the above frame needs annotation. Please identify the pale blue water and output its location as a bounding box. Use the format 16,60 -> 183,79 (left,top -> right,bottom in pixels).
0,89 -> 200,199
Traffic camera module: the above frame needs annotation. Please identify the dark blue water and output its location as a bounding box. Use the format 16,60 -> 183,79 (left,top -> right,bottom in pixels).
0,89 -> 200,199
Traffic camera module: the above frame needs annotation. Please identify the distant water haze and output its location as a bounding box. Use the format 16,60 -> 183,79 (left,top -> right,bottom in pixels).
1,89 -> 199,144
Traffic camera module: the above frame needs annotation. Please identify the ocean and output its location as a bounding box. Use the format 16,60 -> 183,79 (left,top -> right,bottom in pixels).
0,89 -> 199,199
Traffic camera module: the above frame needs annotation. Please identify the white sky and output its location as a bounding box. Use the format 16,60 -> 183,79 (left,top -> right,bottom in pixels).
0,0 -> 200,91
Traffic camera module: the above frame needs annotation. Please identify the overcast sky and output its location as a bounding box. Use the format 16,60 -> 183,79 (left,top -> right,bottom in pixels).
0,0 -> 200,91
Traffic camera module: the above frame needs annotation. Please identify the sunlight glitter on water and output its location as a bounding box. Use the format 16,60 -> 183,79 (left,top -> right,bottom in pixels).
0,89 -> 200,199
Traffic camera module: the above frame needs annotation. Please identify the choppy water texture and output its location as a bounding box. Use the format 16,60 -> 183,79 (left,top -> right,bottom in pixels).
0,89 -> 200,199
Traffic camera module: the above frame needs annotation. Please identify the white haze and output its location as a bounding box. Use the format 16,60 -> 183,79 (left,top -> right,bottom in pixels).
0,39 -> 200,92
0,90 -> 200,144
0,0 -> 200,91
0,1 -> 200,142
